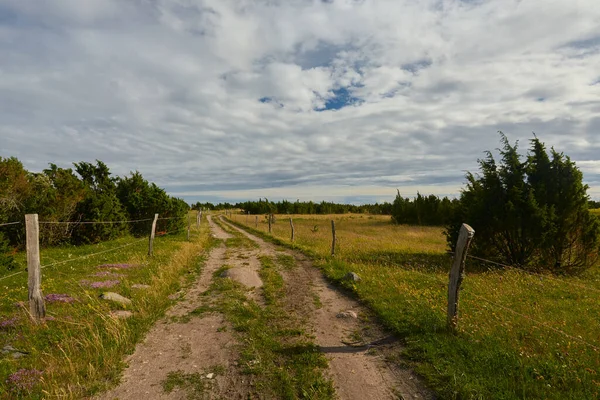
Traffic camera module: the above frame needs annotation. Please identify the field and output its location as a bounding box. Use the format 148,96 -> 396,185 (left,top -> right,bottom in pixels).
0,214 -> 211,399
231,213 -> 600,399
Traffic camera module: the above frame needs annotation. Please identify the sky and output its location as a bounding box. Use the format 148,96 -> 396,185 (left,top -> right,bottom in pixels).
1,0 -> 599,205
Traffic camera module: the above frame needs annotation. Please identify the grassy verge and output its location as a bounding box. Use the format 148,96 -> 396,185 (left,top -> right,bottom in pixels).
194,221 -> 335,399
228,213 -> 600,399
0,214 -> 214,399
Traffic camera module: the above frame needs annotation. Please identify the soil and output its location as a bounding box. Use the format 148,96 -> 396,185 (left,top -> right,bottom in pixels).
96,215 -> 434,400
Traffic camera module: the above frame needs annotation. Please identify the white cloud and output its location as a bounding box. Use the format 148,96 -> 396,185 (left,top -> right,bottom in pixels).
1,0 -> 600,203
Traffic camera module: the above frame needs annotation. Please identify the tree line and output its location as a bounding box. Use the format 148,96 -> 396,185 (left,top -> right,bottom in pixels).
0,157 -> 188,269
192,199 -> 394,215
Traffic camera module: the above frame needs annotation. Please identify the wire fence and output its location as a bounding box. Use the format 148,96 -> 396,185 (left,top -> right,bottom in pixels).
38,218 -> 155,225
0,214 -> 195,284
0,221 -> 21,227
226,214 -> 600,352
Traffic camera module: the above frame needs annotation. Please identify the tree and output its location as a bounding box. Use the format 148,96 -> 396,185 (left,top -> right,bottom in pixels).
71,161 -> 128,244
447,133 -> 600,274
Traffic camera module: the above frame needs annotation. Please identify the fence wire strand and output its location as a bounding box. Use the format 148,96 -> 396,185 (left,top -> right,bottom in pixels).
466,254 -> 600,294
0,221 -> 21,227
467,292 -> 600,352
40,237 -> 149,270
39,218 -> 154,225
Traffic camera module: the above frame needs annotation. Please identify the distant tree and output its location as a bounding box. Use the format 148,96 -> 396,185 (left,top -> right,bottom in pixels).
71,161 -> 128,244
447,133 -> 600,274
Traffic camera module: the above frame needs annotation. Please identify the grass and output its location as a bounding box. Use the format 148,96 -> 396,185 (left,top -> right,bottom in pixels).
0,212 -> 213,399
196,224 -> 335,399
230,212 -> 600,400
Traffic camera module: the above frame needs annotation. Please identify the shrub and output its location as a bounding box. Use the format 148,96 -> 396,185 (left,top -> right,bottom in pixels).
447,133 -> 600,274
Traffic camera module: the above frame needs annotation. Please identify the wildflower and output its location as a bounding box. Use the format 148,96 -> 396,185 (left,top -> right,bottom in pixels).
44,293 -> 75,304
6,368 -> 43,393
84,280 -> 120,288
0,316 -> 18,329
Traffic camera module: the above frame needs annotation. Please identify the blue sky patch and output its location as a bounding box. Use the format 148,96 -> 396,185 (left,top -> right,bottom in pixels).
320,87 -> 362,111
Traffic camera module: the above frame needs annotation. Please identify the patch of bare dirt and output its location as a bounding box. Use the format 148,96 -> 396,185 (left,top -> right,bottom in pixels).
221,217 -> 435,400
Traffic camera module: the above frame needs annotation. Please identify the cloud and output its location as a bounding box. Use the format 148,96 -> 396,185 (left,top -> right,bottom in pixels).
1,0 -> 600,204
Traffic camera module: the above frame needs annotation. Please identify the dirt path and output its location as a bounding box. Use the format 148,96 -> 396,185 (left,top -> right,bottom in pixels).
97,215 -> 433,400
220,217 -> 434,400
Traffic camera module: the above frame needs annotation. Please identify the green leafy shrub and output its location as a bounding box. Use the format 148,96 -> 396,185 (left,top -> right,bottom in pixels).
447,133 -> 600,274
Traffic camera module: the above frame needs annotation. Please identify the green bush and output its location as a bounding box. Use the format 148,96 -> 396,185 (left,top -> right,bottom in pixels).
447,133 -> 600,274
0,232 -> 15,271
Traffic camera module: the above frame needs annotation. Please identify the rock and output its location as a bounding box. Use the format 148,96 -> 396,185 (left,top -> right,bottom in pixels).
110,310 -> 133,319
220,268 -> 263,288
344,272 -> 361,282
336,310 -> 358,319
132,284 -> 150,289
206,373 -> 214,379
2,345 -> 28,359
99,292 -> 132,305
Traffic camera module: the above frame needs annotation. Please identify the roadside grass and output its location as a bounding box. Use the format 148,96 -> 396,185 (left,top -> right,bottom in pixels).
197,225 -> 335,399
229,213 -> 600,399
0,213 -> 213,399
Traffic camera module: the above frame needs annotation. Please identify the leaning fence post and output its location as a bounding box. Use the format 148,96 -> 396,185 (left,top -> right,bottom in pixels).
331,220 -> 336,257
289,217 -> 295,242
25,214 -> 45,322
187,213 -> 191,241
148,213 -> 159,256
447,223 -> 475,332
268,214 -> 272,233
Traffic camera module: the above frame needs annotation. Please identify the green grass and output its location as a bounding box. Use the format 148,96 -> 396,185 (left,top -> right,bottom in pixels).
230,213 -> 600,399
197,224 -> 335,399
0,212 -> 213,399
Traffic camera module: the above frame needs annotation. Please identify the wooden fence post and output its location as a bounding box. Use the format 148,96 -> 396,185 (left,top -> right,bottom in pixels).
331,220 -> 336,257
447,223 -> 475,331
148,213 -> 159,256
187,213 -> 191,241
25,214 -> 45,322
289,217 -> 295,242
255,215 -> 258,228
199,211 -> 202,227
268,214 -> 272,233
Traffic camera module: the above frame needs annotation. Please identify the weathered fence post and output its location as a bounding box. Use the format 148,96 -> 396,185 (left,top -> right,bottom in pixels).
199,211 -> 202,227
268,214 -> 272,233
289,217 -> 295,242
25,214 -> 45,322
447,223 -> 475,332
148,213 -> 159,256
255,215 -> 258,228
187,213 -> 191,241
331,220 -> 336,257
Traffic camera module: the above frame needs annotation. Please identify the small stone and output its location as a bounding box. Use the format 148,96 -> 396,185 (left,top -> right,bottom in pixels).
344,272 -> 361,282
99,292 -> 132,305
132,284 -> 150,289
336,310 -> 358,319
206,373 -> 214,379
110,310 -> 133,319
2,345 -> 28,359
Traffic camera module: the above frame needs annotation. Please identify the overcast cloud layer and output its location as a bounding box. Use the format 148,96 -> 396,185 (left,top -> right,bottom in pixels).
1,0 -> 599,204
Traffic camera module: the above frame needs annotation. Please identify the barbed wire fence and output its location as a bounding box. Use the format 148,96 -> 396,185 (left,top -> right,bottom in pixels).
0,211 -> 203,322
224,213 -> 599,353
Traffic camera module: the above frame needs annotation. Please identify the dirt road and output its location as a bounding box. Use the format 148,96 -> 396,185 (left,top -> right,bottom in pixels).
97,215 -> 433,399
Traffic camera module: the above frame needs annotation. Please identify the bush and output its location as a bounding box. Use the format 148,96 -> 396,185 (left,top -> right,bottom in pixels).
0,232 -> 15,271
447,133 -> 600,274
